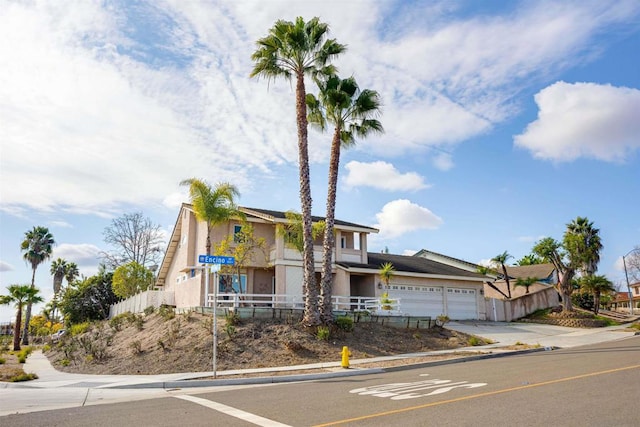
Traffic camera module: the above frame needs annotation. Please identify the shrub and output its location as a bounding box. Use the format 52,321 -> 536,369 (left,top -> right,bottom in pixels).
130,340 -> 143,355
0,357 -> 5,364
436,314 -> 450,327
60,359 -> 71,367
158,305 -> 175,321
316,325 -> 330,341
9,372 -> 38,382
225,311 -> 240,326
69,322 -> 90,336
225,324 -> 236,339
18,354 -> 27,363
109,314 -> 127,331
467,336 -> 482,346
143,306 -> 156,316
42,344 -> 51,353
335,316 -> 354,332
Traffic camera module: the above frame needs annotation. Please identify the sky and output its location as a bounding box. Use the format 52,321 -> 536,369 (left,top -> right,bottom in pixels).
1,0 -> 639,323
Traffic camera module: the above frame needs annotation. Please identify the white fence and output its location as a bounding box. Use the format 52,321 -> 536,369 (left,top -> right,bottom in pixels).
109,290 -> 175,318
110,291 -> 400,317
209,293 -> 401,315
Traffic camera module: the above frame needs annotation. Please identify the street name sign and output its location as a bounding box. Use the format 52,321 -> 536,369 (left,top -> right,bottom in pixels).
198,255 -> 235,265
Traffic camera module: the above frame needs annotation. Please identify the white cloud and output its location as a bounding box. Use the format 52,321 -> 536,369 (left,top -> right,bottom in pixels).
374,199 -> 443,239
514,82 -> 640,162
50,220 -> 73,228
432,153 -> 454,171
343,161 -> 429,191
53,243 -> 102,267
0,261 -> 13,272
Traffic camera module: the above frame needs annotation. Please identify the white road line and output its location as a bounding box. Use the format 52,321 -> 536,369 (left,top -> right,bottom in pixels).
174,395 -> 292,427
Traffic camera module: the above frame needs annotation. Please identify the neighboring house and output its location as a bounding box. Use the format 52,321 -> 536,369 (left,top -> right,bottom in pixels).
614,282 -> 640,312
154,204 -> 489,320
484,263 -> 557,300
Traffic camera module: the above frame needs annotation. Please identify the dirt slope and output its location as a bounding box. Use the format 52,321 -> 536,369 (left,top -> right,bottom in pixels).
45,310 -> 486,375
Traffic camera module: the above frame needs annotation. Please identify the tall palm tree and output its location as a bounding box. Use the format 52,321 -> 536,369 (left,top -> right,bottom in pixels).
491,251 -> 513,299
379,262 -> 395,288
251,17 -> 345,326
181,179 -> 242,256
50,258 -> 68,295
1,284 -> 44,351
20,226 -> 55,345
307,75 -> 383,323
564,216 -> 603,276
580,274 -> 615,315
64,262 -> 79,287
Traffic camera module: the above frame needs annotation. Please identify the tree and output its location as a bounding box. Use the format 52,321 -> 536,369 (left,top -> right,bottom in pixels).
65,262 -> 79,286
624,246 -> 640,282
1,284 -> 43,351
565,216 -> 603,276
276,211 -> 325,255
251,17 -> 346,326
101,212 -> 164,270
50,258 -> 68,295
307,74 -> 383,324
59,266 -> 118,324
477,265 -> 510,300
379,262 -> 395,288
532,217 -> 603,312
214,222 -> 268,294
20,226 -> 55,345
580,274 -> 615,315
515,277 -> 538,294
516,254 -> 543,266
491,251 -> 513,299
111,261 -> 154,299
181,179 -> 242,256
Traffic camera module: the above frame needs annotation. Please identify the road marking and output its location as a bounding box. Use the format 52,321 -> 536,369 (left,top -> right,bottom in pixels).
315,364 -> 640,426
175,395 -> 292,427
350,374 -> 487,400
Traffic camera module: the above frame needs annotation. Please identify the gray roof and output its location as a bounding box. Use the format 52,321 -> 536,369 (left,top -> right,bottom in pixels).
241,207 -> 378,232
337,252 -> 487,279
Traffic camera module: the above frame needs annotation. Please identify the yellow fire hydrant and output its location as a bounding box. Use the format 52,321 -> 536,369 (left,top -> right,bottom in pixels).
341,346 -> 351,368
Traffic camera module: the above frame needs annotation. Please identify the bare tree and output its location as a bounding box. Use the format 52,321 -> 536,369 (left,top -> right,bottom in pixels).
101,212 -> 164,270
625,246 -> 640,282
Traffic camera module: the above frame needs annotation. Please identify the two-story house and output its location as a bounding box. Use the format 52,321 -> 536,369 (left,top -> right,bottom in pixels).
155,203 -> 488,320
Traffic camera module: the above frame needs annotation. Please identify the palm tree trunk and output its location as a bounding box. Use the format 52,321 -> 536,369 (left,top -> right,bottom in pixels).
13,304 -> 22,351
319,128 -> 342,324
295,70 -> 319,326
501,264 -> 512,299
22,267 -> 36,345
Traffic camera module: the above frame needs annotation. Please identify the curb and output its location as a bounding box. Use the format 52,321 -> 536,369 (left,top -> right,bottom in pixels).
104,347 -> 557,389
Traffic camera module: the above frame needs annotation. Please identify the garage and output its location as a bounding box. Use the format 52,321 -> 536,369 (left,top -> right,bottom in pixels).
386,285 -> 444,317
385,285 -> 478,319
445,288 -> 478,319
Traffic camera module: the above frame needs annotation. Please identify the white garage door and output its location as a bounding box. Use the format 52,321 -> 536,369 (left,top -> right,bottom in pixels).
446,288 -> 478,320
386,285 -> 444,317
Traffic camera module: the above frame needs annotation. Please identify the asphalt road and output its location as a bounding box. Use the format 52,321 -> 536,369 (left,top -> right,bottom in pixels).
4,336 -> 640,426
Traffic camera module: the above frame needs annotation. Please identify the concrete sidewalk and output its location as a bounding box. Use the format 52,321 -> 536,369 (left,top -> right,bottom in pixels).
3,321 -> 638,391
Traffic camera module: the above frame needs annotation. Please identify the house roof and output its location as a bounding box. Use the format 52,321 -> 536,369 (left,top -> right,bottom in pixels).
413,249 -> 482,273
337,252 -> 488,280
504,264 -> 556,280
240,207 -> 378,233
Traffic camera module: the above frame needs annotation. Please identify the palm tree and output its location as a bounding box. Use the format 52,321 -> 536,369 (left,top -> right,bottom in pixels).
180,179 -> 242,256
20,226 -> 55,345
564,217 -> 603,276
515,277 -> 538,294
1,284 -> 44,351
307,75 -> 383,324
491,251 -> 513,299
580,274 -> 615,315
50,258 -> 68,294
65,262 -> 79,287
251,17 -> 345,326
379,262 -> 395,288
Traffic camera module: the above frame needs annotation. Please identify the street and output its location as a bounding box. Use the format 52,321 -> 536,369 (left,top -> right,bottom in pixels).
3,336 -> 640,426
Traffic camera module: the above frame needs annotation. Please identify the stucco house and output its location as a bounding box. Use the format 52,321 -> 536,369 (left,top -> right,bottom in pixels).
485,263 -> 558,300
154,204 -> 489,320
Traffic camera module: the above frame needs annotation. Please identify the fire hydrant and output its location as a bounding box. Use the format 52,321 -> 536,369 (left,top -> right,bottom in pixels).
341,346 -> 351,368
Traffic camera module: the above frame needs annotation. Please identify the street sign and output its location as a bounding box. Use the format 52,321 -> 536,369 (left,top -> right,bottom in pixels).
198,255 -> 235,265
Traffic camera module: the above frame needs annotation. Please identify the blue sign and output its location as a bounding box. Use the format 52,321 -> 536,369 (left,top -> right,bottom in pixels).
198,255 -> 235,265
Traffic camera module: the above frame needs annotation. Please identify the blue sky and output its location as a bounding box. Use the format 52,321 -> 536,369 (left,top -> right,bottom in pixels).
1,0 -> 639,323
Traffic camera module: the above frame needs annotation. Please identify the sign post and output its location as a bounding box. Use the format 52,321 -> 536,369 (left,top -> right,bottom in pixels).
198,255 -> 234,378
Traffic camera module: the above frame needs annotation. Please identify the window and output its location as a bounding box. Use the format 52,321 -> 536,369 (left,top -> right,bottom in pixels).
219,274 -> 247,293
341,236 -> 346,249
233,225 -> 243,243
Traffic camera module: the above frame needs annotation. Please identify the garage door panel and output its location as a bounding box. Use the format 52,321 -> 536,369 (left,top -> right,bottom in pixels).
446,288 -> 477,320
386,286 -> 443,317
